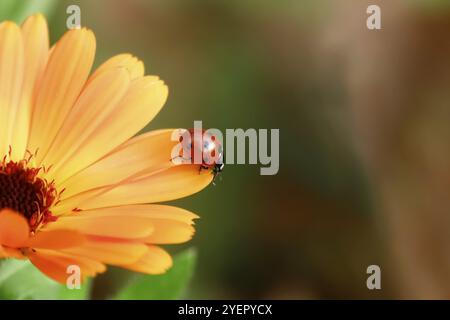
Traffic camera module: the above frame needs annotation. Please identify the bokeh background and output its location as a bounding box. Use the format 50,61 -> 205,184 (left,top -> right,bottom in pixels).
9,0 -> 450,299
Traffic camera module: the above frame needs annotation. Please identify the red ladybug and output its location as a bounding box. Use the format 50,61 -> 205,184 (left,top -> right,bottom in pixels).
177,128 -> 224,179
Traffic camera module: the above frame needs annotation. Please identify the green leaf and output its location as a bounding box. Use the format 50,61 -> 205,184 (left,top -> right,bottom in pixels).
114,248 -> 198,300
0,259 -> 60,299
58,278 -> 92,300
0,0 -> 58,23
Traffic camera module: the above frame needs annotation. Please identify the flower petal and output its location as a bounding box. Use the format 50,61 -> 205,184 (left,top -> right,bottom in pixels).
60,129 -> 177,199
60,235 -> 148,265
0,246 -> 26,259
0,21 -> 24,157
55,165 -> 213,212
25,229 -> 85,250
120,245 -> 172,274
42,67 -> 130,179
0,245 -> 6,258
50,205 -> 196,244
21,13 -> 49,92
10,14 -> 49,160
43,214 -> 154,239
49,76 -> 168,184
27,28 -> 96,164
90,53 -> 144,82
83,165 -> 212,209
143,220 -> 195,244
60,204 -> 198,222
29,249 -> 106,284
0,209 -> 29,248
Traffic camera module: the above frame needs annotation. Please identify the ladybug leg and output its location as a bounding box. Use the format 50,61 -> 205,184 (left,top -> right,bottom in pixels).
199,165 -> 209,174
211,171 -> 220,186
170,155 -> 192,164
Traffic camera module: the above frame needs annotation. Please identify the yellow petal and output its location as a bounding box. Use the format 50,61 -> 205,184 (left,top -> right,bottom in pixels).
42,67 -> 130,179
0,21 -> 24,157
90,53 -> 144,82
50,76 -> 168,184
60,129 -> 177,199
120,245 -> 172,274
27,28 -> 96,164
10,14 -> 49,160
21,14 -> 48,84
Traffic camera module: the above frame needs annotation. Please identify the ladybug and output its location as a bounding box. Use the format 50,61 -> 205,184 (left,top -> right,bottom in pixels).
177,128 -> 224,180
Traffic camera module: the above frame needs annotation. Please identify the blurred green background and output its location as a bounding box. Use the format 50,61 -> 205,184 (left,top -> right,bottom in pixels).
6,0 -> 450,299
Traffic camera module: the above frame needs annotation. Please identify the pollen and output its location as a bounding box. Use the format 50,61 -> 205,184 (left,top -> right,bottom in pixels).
0,153 -> 59,230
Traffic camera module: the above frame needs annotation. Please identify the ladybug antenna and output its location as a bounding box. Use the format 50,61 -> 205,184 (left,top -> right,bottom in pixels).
212,171 -> 218,186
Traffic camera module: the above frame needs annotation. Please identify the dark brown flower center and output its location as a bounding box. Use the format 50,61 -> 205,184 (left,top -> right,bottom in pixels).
0,156 -> 58,230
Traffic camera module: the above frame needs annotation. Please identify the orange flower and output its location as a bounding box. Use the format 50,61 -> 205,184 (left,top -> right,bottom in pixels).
0,14 -> 213,284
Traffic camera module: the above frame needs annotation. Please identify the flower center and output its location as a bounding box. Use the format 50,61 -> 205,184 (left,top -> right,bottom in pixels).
0,155 -> 58,230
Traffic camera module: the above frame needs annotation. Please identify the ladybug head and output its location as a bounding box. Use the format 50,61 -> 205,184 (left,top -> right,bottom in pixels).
213,162 -> 224,174
211,162 -> 224,185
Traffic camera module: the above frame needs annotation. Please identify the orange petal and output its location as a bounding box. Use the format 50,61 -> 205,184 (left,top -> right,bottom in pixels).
0,209 -> 29,248
29,249 -> 106,284
61,235 -> 148,265
27,28 -> 96,164
59,204 -> 198,222
43,214 -> 154,239
25,229 -> 85,250
50,205 -> 196,243
143,220 -> 195,244
0,246 -> 26,259
120,245 -> 172,274
0,245 -> 6,258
